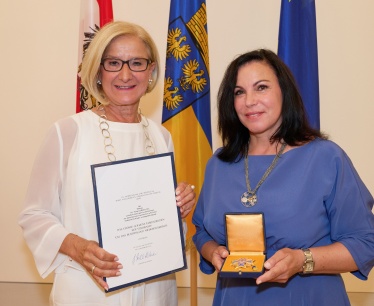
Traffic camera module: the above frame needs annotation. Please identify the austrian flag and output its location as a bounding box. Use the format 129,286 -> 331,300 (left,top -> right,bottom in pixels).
76,0 -> 113,113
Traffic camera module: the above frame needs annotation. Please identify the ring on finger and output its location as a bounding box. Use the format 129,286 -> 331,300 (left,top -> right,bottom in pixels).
190,184 -> 195,190
91,265 -> 96,274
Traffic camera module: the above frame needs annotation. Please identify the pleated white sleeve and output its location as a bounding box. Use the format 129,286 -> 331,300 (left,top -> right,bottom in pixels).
18,117 -> 77,278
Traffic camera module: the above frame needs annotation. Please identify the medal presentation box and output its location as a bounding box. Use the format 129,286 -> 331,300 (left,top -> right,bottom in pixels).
220,213 -> 266,278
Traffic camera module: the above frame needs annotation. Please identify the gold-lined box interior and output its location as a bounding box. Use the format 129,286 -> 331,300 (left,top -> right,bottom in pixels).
220,213 -> 266,275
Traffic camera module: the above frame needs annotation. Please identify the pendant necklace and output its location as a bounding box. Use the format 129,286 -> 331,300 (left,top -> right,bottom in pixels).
241,142 -> 287,207
97,105 -> 155,162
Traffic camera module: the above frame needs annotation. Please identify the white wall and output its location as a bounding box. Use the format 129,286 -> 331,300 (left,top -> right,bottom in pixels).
1,0 -> 373,292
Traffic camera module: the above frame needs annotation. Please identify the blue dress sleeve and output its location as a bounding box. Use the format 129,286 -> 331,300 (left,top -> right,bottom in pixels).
326,147 -> 374,280
192,179 -> 216,275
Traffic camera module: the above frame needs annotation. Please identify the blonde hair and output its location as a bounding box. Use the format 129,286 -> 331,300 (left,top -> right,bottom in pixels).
81,21 -> 160,105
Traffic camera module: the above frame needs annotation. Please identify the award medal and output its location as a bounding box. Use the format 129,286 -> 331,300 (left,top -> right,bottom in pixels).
231,258 -> 257,271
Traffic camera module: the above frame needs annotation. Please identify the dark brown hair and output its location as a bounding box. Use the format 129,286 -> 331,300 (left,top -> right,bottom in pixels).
217,49 -> 326,162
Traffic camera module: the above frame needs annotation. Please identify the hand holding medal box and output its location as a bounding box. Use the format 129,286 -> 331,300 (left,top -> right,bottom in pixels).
220,213 -> 266,278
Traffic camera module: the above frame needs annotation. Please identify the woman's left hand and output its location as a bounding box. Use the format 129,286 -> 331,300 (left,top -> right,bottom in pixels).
176,182 -> 196,218
256,248 -> 304,285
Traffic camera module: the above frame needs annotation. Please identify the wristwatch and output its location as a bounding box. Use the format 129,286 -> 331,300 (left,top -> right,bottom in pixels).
301,248 -> 314,274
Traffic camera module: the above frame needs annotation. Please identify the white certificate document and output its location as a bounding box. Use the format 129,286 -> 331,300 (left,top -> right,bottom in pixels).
91,152 -> 186,292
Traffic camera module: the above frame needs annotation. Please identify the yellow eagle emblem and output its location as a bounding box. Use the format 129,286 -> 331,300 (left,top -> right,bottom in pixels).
166,28 -> 191,61
180,60 -> 207,93
164,77 -> 183,110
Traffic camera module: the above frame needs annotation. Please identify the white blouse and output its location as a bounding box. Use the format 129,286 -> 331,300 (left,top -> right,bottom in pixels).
19,110 -> 174,278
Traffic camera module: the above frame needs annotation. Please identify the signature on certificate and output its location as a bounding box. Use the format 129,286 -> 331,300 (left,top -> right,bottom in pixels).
132,250 -> 157,265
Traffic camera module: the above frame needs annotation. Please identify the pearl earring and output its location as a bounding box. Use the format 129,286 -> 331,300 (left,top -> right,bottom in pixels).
97,79 -> 102,85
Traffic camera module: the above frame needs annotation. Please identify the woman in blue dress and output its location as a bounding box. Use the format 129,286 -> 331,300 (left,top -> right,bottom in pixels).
192,49 -> 374,305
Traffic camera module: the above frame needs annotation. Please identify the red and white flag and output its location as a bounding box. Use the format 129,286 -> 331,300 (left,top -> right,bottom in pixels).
76,0 -> 113,113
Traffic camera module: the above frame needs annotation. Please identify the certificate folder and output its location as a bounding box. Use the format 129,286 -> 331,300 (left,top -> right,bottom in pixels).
91,152 -> 187,292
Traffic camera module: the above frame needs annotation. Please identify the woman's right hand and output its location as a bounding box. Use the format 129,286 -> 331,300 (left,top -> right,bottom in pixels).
60,233 -> 123,291
201,240 -> 229,272
211,245 -> 229,272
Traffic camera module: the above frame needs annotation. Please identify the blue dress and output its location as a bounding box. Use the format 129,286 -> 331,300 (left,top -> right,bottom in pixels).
192,139 -> 374,306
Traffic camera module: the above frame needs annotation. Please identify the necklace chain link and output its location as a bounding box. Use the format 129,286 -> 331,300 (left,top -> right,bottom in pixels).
98,105 -> 155,162
241,142 -> 287,207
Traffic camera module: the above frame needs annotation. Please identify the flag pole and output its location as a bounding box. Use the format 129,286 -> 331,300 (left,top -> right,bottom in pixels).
190,245 -> 198,306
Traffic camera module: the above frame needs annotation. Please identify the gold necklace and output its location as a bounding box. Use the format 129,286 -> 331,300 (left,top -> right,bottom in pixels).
241,142 -> 287,207
97,105 -> 155,162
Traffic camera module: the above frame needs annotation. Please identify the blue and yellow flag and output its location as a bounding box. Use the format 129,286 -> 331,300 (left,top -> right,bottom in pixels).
278,0 -> 320,129
162,0 -> 212,243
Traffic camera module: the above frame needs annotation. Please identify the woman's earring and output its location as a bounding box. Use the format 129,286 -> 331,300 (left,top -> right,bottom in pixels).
146,79 -> 153,93
97,79 -> 102,85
